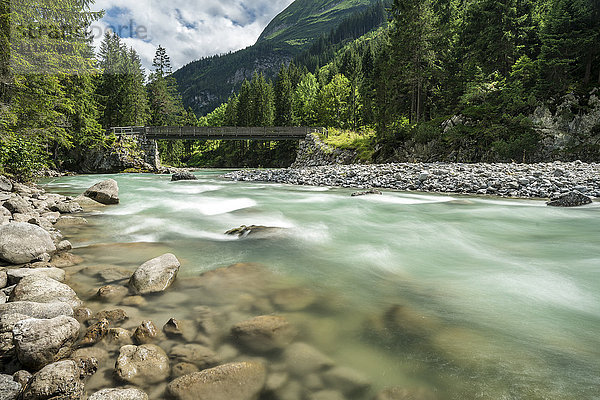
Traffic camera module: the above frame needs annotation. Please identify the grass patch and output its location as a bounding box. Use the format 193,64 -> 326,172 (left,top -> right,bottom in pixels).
318,127 -> 375,161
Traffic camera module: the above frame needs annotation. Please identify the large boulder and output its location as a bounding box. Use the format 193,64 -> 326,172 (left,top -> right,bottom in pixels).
547,191 -> 593,207
231,315 -> 296,352
129,253 -> 180,294
0,223 -> 56,264
21,360 -> 85,400
83,179 -> 119,205
115,344 -> 170,385
12,315 -> 80,370
171,172 -> 197,181
88,388 -> 149,400
3,194 -> 33,214
9,275 -> 82,308
50,201 -> 83,214
166,361 -> 266,400
0,373 -> 21,400
0,301 -> 73,319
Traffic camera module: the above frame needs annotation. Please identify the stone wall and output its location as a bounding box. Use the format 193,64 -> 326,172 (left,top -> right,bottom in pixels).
291,133 -> 358,168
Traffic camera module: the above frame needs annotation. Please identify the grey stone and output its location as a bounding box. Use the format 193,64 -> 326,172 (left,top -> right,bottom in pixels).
5,267 -> 66,285
169,343 -> 219,369
0,270 -> 6,288
88,388 -> 149,400
3,195 -> 32,214
322,367 -> 371,395
13,315 -> 80,369
547,191 -> 593,207
0,223 -> 56,264
0,176 -> 13,192
0,206 -> 10,217
50,201 -> 83,214
12,370 -> 32,388
115,344 -> 170,385
21,360 -> 84,400
9,275 -> 82,308
129,253 -> 180,294
171,172 -> 197,181
83,179 -> 119,204
0,373 -> 21,400
0,301 -> 74,319
54,216 -> 88,227
166,361 -> 267,400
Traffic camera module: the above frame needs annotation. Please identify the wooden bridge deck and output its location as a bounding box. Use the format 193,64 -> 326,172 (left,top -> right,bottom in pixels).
111,126 -> 319,140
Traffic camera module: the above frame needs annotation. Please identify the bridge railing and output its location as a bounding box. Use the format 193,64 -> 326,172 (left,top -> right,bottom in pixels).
111,126 -> 325,140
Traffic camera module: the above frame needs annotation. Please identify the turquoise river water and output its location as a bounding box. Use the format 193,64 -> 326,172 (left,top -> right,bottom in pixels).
42,171 -> 600,400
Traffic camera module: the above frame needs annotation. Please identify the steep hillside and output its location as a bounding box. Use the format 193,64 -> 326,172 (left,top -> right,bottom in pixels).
172,0 -> 381,115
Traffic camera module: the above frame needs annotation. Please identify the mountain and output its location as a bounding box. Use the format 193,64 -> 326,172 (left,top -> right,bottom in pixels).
172,0 -> 381,116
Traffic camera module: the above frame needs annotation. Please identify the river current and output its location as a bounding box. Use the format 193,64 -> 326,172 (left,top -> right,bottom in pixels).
42,171 -> 600,399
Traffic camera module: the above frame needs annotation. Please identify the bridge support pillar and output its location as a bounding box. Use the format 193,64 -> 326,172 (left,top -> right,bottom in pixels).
136,136 -> 161,171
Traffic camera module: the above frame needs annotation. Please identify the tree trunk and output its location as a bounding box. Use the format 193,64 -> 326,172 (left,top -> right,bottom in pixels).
584,53 -> 592,85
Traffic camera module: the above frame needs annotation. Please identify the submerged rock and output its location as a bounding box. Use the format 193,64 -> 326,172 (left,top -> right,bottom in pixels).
547,191 -> 593,207
225,225 -> 285,238
83,179 -> 119,205
166,361 -> 266,400
129,253 -> 181,294
351,189 -> 382,197
373,387 -> 438,400
171,172 -> 197,181
322,366 -> 371,396
0,223 -> 56,264
21,360 -> 85,400
12,315 -> 80,370
231,315 -> 296,352
169,343 -> 220,369
88,388 -> 149,400
133,320 -> 160,344
80,318 -> 109,346
283,342 -> 334,376
115,344 -> 170,385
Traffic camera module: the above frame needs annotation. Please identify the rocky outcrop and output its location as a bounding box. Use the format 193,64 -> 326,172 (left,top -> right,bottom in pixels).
292,133 -> 357,168
0,223 -> 56,264
171,172 -> 197,181
231,315 -> 296,352
115,344 -> 170,385
129,253 -> 180,294
166,361 -> 267,400
12,316 -> 80,370
76,136 -> 160,174
83,179 -> 120,205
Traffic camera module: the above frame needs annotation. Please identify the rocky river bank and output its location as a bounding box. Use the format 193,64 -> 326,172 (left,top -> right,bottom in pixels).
1,174 -> 442,400
224,161 -> 600,202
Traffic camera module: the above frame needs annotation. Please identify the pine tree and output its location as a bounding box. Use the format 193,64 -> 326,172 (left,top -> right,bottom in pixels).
274,65 -> 294,126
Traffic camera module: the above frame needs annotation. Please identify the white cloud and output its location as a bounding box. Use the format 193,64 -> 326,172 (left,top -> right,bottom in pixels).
90,0 -> 294,72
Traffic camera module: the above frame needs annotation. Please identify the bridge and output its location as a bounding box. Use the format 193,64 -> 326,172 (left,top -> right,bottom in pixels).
111,126 -> 323,140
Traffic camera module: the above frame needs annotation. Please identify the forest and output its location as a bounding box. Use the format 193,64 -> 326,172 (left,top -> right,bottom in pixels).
1,0 -> 599,178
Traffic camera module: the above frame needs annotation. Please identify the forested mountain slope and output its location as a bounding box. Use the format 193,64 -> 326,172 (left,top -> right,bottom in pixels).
172,0 -> 383,115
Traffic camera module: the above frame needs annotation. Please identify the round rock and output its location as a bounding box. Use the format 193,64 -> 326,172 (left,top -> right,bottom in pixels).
166,361 -> 267,400
83,179 -> 119,205
9,275 -> 82,308
21,360 -> 84,400
129,253 -> 181,294
231,315 -> 296,352
115,344 -> 170,385
0,223 -> 56,264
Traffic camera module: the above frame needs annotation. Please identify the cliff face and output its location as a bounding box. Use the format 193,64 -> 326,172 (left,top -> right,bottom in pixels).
291,133 -> 357,168
531,89 -> 600,161
69,136 -> 161,174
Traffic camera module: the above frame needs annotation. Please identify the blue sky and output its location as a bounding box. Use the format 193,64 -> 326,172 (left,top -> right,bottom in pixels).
91,0 -> 294,72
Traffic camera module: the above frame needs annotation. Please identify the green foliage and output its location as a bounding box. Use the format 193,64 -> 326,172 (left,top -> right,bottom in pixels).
0,134 -> 47,181
319,127 -> 376,160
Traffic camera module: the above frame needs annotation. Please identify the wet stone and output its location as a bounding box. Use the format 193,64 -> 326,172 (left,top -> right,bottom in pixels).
133,320 -> 159,344
106,328 -> 133,346
96,285 -> 129,302
231,315 -> 296,353
171,362 -> 199,378
284,342 -> 334,376
169,343 -> 220,369
88,388 -> 149,400
115,344 -> 170,385
272,287 -> 317,311
73,307 -> 93,323
80,318 -> 109,346
163,318 -> 196,341
94,308 -> 129,325
322,366 -> 371,396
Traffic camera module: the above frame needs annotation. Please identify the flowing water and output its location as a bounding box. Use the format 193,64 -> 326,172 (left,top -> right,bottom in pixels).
42,171 -> 600,400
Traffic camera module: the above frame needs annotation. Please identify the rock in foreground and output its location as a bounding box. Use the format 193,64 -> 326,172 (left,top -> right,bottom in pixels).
115,344 -> 170,385
547,191 -> 593,207
0,223 -> 56,264
129,253 -> 181,294
88,388 -> 149,400
172,172 -> 197,181
9,275 -> 82,308
166,361 -> 266,400
21,360 -> 85,400
83,179 -> 119,205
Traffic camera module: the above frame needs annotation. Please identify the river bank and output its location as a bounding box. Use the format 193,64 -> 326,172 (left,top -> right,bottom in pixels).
224,161 -> 600,200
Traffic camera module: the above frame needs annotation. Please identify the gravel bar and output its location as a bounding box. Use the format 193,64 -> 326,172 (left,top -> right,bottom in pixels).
224,161 -> 600,199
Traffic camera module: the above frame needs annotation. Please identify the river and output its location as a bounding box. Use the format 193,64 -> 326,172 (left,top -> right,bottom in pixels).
42,171 -> 600,400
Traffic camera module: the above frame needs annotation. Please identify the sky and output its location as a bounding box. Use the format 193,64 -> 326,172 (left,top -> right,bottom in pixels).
90,0 -> 295,72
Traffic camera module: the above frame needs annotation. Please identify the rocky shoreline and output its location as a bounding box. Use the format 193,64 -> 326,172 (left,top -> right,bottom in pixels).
224,161 -> 600,202
1,174 -> 423,400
